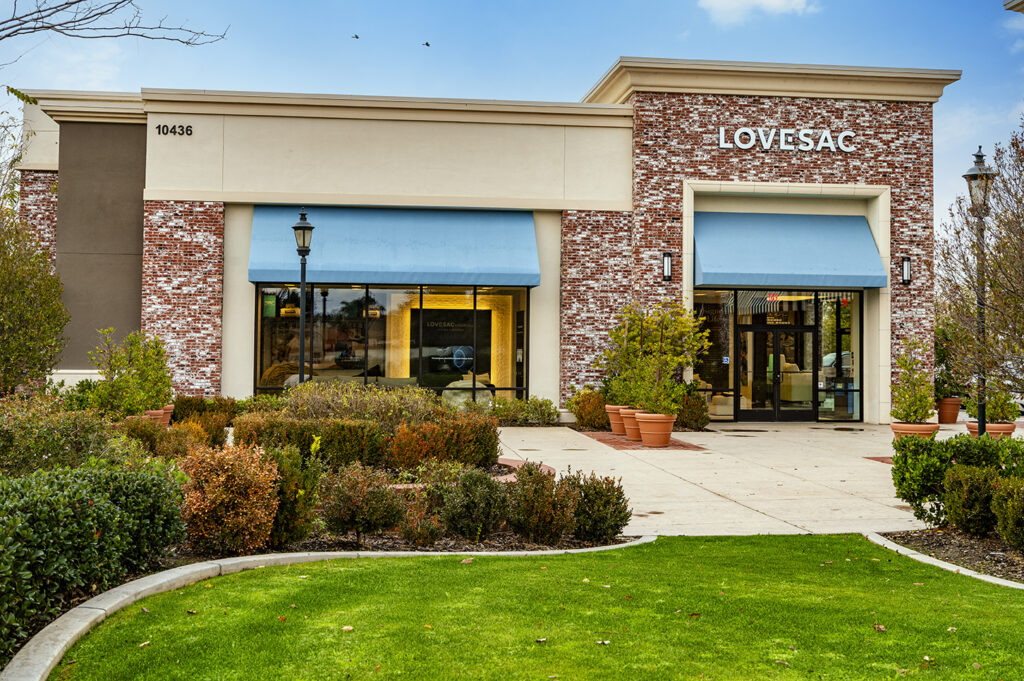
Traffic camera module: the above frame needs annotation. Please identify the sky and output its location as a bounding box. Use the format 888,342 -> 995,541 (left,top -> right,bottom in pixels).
2,0 -> 1022,228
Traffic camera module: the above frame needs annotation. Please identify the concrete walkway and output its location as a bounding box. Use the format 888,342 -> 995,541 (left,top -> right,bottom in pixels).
499,423 -> 930,536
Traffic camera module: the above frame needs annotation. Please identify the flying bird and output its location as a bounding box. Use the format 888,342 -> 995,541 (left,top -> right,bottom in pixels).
352,34 -> 359,39
422,41 -> 430,47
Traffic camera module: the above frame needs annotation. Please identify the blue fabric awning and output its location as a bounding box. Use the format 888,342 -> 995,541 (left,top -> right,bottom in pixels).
693,212 -> 888,288
248,206 -> 541,287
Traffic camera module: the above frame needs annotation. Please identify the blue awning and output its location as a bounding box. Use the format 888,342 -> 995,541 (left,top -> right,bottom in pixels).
693,212 -> 888,288
248,206 -> 541,286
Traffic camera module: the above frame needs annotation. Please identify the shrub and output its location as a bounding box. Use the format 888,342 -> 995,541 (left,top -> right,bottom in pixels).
942,465 -> 999,537
233,413 -> 386,468
263,445 -> 322,549
566,387 -> 609,430
891,435 -> 951,525
179,444 -> 280,555
485,396 -> 558,426
171,395 -> 208,423
171,396 -> 240,426
677,391 -> 710,431
0,470 -> 127,666
156,422 -> 208,460
400,492 -> 445,546
965,390 -> 1020,424
1000,438 -> 1024,478
943,433 -> 1003,468
564,470 -> 632,543
442,468 -> 508,541
236,393 -> 286,414
320,462 -> 404,544
185,412 -> 230,447
118,415 -> 165,453
992,476 -> 1024,551
284,381 -> 451,429
87,328 -> 173,418
0,217 -> 70,396
0,396 -> 112,476
56,378 -> 98,411
890,337 -> 935,423
446,412 -> 500,468
507,462 -> 579,545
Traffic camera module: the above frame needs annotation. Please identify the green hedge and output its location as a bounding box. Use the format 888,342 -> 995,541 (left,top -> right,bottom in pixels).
0,465 -> 184,667
233,413 -> 386,468
0,397 -> 113,476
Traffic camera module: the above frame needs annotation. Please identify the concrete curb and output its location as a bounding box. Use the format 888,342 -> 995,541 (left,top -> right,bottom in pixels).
863,532 -> 1024,590
1,536 -> 658,681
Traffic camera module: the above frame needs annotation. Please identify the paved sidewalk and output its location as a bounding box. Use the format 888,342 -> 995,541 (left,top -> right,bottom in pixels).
499,423 -> 928,536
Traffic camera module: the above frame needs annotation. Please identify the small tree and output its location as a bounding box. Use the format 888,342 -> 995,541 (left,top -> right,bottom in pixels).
87,327 -> 173,417
0,118 -> 69,394
891,338 -> 935,424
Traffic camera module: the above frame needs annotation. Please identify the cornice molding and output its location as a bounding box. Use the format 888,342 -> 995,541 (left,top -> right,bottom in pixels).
1006,0 -> 1024,13
24,90 -> 145,124
583,57 -> 962,104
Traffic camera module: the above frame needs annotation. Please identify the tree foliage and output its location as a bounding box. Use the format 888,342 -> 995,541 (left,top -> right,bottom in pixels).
937,121 -> 1024,397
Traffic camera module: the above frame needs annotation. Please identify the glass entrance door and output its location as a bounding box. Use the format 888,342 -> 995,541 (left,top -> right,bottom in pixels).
736,327 -> 816,421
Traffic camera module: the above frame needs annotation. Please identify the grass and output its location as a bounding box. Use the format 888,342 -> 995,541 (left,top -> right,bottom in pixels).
50,535 -> 1024,681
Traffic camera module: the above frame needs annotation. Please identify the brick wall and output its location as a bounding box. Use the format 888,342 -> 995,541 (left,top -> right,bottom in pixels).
559,91 -> 935,401
142,200 -> 224,397
18,169 -> 59,265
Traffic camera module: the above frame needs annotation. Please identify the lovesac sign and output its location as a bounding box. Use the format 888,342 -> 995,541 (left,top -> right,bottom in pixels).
717,127 -> 856,153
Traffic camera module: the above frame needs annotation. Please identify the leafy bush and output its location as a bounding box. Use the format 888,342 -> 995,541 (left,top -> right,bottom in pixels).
117,415 -> 165,452
943,433 -> 1003,468
236,393 -> 287,414
56,378 -> 99,411
677,391 -> 710,431
0,470 -> 127,666
388,412 -> 499,469
507,462 -> 579,545
233,413 -> 386,469
400,492 -> 445,546
1000,438 -> 1024,478
564,470 -> 632,543
284,381 -> 451,429
964,390 -> 1020,424
442,468 -> 508,541
0,396 -> 112,476
566,387 -> 609,430
263,445 -> 322,549
87,328 -> 173,418
179,444 -> 280,555
390,421 -> 450,469
320,462 -> 404,544
992,476 -> 1024,551
483,396 -> 558,426
156,422 -> 208,460
0,217 -> 70,396
890,337 -> 935,423
184,412 -> 230,447
395,460 -> 468,509
171,396 -> 240,426
942,465 -> 999,537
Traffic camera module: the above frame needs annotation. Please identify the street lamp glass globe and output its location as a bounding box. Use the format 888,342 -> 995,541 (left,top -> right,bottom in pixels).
292,209 -> 315,250
962,146 -> 996,215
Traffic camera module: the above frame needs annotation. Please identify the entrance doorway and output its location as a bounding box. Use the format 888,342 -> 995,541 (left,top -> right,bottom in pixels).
736,326 -> 815,421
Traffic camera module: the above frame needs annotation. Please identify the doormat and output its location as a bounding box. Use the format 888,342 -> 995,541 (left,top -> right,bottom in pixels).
582,431 -> 706,451
865,456 -> 893,465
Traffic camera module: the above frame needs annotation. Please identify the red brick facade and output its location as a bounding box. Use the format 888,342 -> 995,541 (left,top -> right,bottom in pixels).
559,91 -> 935,402
18,169 -> 59,265
141,200 -> 225,397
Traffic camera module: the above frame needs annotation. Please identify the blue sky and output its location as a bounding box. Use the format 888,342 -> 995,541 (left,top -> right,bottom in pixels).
2,0 -> 1023,226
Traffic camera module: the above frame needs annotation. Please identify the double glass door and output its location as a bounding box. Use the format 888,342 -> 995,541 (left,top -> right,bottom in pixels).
736,326 -> 815,421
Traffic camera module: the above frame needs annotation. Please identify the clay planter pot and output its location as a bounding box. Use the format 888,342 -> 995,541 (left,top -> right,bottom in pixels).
619,408 -> 646,442
161,404 -> 175,427
605,405 -> 627,435
143,409 -> 165,424
890,422 -> 940,439
936,397 -> 962,424
966,421 -> 1017,439
635,413 -> 678,448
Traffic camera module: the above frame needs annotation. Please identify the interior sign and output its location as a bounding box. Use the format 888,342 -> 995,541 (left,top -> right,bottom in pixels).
718,127 -> 856,153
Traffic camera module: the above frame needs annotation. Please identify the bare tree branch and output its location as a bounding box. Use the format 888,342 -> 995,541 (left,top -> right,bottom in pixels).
0,0 -> 226,45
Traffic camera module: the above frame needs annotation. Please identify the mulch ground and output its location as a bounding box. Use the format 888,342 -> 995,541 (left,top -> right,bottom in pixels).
882,528 -> 1024,584
293,529 -> 638,553
581,430 -> 706,451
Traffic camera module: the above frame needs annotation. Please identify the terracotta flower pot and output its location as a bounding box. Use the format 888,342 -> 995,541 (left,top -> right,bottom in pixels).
936,397 -> 962,424
144,409 -> 165,424
161,404 -> 175,427
605,404 -> 626,435
635,413 -> 678,448
966,421 -> 1017,439
619,408 -> 645,442
890,422 -> 939,439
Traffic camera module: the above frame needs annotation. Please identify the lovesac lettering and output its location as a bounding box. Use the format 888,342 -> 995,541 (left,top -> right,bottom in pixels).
717,127 -> 856,153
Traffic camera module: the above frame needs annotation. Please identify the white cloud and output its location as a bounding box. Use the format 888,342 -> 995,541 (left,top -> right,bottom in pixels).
697,0 -> 820,27
1005,14 -> 1024,32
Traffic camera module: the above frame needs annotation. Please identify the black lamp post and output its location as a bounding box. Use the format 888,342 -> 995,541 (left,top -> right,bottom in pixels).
963,146 -> 996,436
292,209 -> 315,384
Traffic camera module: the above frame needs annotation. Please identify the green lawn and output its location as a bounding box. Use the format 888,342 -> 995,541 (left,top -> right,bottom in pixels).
50,536 -> 1024,680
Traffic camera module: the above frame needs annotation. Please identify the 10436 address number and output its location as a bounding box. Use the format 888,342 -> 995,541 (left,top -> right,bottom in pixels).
155,124 -> 192,136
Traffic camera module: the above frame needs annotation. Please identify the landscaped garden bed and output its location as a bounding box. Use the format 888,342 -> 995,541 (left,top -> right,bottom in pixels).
882,528 -> 1024,583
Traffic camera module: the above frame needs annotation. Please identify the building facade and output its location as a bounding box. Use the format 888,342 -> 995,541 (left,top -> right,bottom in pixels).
18,58 -> 960,423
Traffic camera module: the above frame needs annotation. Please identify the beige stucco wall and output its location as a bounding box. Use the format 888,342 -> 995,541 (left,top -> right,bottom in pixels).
221,204 -> 256,398
18,103 -> 60,170
529,211 -> 561,404
684,182 -> 892,424
143,114 -> 632,211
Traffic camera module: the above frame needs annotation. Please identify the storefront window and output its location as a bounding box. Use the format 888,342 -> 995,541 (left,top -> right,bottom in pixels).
256,285 -> 528,402
818,291 -> 861,421
694,290 -> 734,420
737,290 -> 815,326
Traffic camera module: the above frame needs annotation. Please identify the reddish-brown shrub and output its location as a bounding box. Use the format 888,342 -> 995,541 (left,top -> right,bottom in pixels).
389,422 -> 449,469
400,492 -> 444,546
507,462 -> 579,545
387,412 -> 499,469
180,444 -> 280,555
320,462 -> 403,544
566,387 -> 610,430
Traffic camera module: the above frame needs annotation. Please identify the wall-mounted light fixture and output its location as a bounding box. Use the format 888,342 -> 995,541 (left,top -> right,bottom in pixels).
900,256 -> 912,286
662,252 -> 672,282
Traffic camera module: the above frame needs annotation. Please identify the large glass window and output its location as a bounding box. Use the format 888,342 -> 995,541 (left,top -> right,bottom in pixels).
256,285 -> 528,402
818,291 -> 861,421
694,290 -> 734,421
737,291 -> 815,326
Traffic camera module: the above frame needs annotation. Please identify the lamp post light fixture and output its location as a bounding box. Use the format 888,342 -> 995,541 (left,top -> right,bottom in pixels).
900,256 -> 912,286
962,146 -> 996,436
292,209 -> 315,384
662,252 -> 672,282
